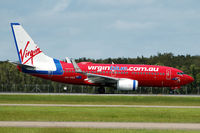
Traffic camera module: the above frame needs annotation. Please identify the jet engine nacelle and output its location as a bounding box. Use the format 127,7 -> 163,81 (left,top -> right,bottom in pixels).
117,79 -> 138,91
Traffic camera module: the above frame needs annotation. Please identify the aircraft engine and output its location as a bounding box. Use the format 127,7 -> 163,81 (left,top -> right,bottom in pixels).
117,79 -> 138,91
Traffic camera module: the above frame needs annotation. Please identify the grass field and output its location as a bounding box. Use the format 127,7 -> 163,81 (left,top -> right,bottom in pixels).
0,94 -> 200,106
0,127 -> 200,133
0,94 -> 200,132
0,106 -> 199,123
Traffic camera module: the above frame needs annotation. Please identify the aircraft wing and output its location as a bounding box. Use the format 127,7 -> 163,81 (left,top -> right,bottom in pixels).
71,59 -> 118,84
85,73 -> 118,84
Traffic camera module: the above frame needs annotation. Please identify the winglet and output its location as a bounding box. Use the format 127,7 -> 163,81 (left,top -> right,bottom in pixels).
65,57 -> 72,63
71,59 -> 83,73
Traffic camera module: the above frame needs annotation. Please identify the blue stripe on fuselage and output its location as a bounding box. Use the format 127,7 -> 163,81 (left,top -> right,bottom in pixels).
21,59 -> 63,75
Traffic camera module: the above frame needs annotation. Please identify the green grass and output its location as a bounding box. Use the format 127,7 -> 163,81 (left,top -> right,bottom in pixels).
0,106 -> 200,123
0,95 -> 200,106
0,127 -> 199,133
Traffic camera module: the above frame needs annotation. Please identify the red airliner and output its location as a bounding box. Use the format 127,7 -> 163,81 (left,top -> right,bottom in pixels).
10,23 -> 194,93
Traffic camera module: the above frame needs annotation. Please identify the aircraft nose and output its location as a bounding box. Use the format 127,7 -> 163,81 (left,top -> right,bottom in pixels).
186,75 -> 194,84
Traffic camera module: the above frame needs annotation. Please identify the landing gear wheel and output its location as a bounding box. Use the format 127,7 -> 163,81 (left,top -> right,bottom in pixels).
98,87 -> 105,94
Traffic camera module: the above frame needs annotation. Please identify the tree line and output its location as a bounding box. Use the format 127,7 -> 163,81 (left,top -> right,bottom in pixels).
0,53 -> 200,94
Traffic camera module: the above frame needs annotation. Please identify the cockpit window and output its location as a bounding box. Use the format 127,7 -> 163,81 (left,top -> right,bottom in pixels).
177,72 -> 184,75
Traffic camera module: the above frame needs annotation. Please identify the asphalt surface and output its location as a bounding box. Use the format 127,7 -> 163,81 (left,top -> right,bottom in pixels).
0,104 -> 200,108
0,121 -> 200,130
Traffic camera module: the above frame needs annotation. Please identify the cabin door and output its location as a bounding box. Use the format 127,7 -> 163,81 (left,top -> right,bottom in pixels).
166,69 -> 171,80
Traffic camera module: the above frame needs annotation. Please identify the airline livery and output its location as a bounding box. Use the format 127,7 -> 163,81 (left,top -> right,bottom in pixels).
10,23 -> 194,93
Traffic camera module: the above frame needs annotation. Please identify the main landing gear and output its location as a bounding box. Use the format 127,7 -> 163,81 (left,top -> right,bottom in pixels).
97,87 -> 105,94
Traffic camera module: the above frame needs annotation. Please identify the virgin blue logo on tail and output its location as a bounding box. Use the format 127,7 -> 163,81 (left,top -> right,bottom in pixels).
19,41 -> 42,65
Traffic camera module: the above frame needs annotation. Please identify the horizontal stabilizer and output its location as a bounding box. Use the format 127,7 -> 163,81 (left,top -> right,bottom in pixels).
9,61 -> 36,70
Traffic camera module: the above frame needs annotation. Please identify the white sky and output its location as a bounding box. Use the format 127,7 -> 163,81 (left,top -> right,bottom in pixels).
0,0 -> 200,61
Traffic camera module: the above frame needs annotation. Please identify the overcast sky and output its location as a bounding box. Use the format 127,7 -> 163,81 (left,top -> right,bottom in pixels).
0,0 -> 200,61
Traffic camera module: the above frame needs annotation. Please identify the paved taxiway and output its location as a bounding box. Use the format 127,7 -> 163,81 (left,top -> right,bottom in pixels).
0,92 -> 200,97
0,121 -> 200,130
0,104 -> 200,108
